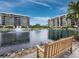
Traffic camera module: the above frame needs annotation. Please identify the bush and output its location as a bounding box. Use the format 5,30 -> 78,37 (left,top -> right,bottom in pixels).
5,26 -> 14,28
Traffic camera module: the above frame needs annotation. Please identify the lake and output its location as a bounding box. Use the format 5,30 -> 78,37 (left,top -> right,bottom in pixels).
0,29 -> 74,55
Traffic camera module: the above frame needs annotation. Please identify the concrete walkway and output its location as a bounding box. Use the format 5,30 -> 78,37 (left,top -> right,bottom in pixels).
21,41 -> 79,58
69,42 -> 79,58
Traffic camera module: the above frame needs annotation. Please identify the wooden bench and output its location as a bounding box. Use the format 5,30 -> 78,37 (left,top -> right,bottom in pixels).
36,36 -> 73,58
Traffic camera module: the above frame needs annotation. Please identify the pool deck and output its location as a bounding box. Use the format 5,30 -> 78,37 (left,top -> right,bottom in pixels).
20,41 -> 79,58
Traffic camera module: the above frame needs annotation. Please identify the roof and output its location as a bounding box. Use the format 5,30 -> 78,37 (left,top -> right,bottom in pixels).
0,12 -> 30,18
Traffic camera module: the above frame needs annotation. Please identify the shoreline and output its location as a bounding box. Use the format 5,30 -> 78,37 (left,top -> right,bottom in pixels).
5,38 -> 77,58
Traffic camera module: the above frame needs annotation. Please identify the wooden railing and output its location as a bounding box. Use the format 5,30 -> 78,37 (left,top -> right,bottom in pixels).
36,36 -> 73,58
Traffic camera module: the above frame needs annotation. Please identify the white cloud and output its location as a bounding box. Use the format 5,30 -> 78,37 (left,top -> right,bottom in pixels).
0,0 -> 29,12
28,0 -> 51,8
16,0 -> 64,9
15,0 -> 51,8
59,6 -> 68,13
45,0 -> 64,5
30,17 -> 50,25
0,0 -> 67,17
0,0 -> 65,11
15,0 -> 29,6
0,1 -> 14,12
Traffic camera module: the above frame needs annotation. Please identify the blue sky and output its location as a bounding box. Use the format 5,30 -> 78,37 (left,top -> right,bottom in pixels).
0,0 -> 71,25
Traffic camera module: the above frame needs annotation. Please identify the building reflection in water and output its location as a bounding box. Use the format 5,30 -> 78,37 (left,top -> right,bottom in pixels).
48,29 -> 71,41
0,32 -> 30,47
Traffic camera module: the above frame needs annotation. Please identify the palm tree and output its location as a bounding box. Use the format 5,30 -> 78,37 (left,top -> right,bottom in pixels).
66,0 -> 79,28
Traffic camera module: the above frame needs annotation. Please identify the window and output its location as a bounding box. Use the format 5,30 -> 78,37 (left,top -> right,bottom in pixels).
2,16 -> 6,25
14,16 -> 21,26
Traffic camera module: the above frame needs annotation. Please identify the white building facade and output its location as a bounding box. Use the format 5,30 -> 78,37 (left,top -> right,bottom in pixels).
48,15 -> 73,28
0,13 -> 30,28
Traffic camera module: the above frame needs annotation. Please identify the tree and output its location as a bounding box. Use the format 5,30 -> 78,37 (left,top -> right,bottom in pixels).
32,24 -> 41,28
35,24 -> 40,27
66,0 -> 79,28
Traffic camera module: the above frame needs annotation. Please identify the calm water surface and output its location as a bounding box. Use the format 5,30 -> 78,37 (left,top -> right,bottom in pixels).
0,29 -> 74,55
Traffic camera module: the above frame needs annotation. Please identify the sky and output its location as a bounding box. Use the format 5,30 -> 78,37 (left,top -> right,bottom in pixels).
0,0 -> 71,25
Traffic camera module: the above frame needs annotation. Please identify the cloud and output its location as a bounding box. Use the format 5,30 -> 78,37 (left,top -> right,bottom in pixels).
15,0 -> 29,6
59,6 -> 68,14
30,17 -> 50,25
15,0 -> 51,8
28,0 -> 51,8
0,0 -> 65,12
18,0 -> 64,8
45,0 -> 64,5
16,0 -> 64,9
0,0 -> 68,18
0,1 -> 14,12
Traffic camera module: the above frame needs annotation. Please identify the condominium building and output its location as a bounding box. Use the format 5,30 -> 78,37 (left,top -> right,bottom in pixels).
0,13 -> 30,28
48,15 -> 75,28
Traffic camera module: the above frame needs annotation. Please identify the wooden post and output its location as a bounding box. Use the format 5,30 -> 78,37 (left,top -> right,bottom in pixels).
70,36 -> 73,53
37,48 -> 39,58
44,44 -> 48,58
70,47 -> 72,53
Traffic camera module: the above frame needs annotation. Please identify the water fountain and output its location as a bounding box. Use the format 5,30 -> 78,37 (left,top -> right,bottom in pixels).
14,26 -> 23,32
9,26 -> 26,33
8,26 -> 31,33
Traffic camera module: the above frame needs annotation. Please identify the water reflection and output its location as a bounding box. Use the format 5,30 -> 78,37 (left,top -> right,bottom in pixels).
1,32 -> 30,47
48,29 -> 72,41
